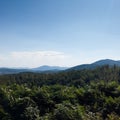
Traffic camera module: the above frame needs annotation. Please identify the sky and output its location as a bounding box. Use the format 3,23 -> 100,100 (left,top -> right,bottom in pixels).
0,0 -> 120,68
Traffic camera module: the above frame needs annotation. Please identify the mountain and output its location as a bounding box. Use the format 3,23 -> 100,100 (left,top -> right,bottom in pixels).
1,59 -> 120,74
0,66 -> 68,75
0,68 -> 29,75
32,65 -> 68,71
68,59 -> 120,70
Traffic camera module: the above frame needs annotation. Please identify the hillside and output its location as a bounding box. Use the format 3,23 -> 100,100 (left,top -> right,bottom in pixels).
0,65 -> 120,86
69,59 -> 120,70
0,65 -> 120,119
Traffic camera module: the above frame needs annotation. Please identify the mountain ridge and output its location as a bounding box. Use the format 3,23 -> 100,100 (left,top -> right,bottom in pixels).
32,65 -> 67,71
0,65 -> 68,75
1,59 -> 120,74
69,59 -> 120,70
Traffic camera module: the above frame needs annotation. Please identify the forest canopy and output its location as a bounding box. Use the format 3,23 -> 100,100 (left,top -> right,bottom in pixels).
0,65 -> 120,120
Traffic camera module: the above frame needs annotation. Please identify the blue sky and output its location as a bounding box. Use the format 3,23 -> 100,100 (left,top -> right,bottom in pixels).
0,0 -> 120,67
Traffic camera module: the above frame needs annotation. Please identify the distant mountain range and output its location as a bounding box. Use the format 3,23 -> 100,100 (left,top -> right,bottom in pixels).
0,66 -> 68,75
0,59 -> 120,74
32,65 -> 67,71
69,59 -> 120,70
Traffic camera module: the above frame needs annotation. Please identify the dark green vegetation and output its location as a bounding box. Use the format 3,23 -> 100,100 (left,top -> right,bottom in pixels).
0,65 -> 120,120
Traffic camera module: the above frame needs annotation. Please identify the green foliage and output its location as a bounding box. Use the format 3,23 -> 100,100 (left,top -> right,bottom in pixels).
24,106 -> 40,120
51,103 -> 84,120
0,66 -> 120,119
106,112 -> 120,120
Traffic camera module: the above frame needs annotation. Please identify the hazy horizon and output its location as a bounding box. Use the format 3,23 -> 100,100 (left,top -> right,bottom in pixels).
0,0 -> 120,68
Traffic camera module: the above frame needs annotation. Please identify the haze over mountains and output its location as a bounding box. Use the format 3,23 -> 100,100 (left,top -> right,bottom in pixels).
32,65 -> 67,71
0,59 -> 120,74
0,66 -> 68,75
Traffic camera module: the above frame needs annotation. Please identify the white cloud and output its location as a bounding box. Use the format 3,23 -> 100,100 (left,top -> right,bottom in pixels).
0,51 -> 70,68
0,50 -> 120,68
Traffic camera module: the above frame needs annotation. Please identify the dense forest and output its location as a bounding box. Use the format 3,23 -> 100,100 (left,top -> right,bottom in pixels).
0,65 -> 120,120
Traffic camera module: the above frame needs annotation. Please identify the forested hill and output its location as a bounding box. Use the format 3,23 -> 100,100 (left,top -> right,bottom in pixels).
0,65 -> 120,120
68,59 -> 120,70
0,65 -> 120,86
